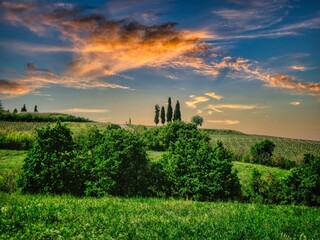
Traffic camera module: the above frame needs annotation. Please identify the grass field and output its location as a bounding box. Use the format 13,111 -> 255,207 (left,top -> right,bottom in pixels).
0,149 -> 318,239
1,193 -> 319,239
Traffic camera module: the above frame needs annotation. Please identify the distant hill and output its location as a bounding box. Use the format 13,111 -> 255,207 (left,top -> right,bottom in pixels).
0,112 -> 91,122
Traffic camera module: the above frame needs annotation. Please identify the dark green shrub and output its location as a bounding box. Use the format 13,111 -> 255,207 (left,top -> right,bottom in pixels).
84,128 -> 149,197
19,122 -> 79,194
283,154 -> 320,206
160,127 -> 240,201
142,122 -> 198,151
244,168 -> 284,204
0,170 -> 20,193
250,139 -> 275,165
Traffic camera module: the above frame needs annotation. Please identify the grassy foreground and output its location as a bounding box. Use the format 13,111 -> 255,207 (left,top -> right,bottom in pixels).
1,193 -> 319,240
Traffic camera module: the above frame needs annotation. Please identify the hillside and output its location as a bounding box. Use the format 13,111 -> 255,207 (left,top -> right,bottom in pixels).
0,121 -> 319,162
0,112 -> 91,122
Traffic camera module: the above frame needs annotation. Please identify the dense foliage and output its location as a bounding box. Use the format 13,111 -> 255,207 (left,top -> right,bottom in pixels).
82,126 -> 149,197
160,131 -> 241,200
191,115 -> 204,127
19,122 -> 78,194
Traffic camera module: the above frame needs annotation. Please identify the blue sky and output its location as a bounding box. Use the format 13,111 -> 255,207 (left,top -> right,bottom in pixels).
0,0 -> 319,140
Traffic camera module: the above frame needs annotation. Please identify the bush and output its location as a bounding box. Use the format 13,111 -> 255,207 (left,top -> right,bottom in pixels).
160,127 -> 240,201
84,127 -> 149,197
283,154 -> 320,206
142,122 -> 198,151
0,170 -> 20,193
19,122 -> 80,195
250,139 -> 275,165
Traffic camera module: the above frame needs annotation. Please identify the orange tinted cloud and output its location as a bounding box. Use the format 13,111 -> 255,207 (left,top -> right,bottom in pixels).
205,92 -> 223,100
186,95 -> 209,108
207,104 -> 268,112
212,57 -> 320,96
207,119 -> 240,125
0,79 -> 32,96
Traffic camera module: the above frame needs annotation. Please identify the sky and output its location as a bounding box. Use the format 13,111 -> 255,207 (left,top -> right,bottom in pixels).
0,0 -> 319,140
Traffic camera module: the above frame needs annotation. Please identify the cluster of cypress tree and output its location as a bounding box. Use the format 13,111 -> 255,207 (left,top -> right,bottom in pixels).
154,97 -> 181,126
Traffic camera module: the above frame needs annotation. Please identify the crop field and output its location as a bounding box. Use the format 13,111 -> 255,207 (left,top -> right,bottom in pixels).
210,133 -> 320,163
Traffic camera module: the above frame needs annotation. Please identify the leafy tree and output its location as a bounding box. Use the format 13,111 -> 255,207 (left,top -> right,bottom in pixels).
167,97 -> 173,122
13,108 -> 18,114
19,122 -> 80,194
85,127 -> 149,197
160,128 -> 240,201
34,105 -> 38,113
154,104 -> 160,126
173,100 -> 181,121
283,154 -> 320,206
21,104 -> 27,113
250,139 -> 275,165
191,115 -> 203,127
160,106 -> 166,125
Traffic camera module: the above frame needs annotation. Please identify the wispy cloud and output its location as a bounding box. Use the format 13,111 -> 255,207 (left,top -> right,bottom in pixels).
211,57 -> 320,96
207,119 -> 240,125
207,104 -> 268,112
186,95 -> 209,108
60,108 -> 109,113
290,102 -> 300,106
289,65 -> 305,71
205,92 -> 223,100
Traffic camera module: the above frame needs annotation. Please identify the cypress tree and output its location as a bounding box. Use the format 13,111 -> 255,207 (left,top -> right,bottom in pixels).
21,104 -> 27,112
167,97 -> 173,122
173,100 -> 181,121
13,108 -> 18,114
160,106 -> 166,125
154,104 -> 160,126
0,100 -> 3,112
34,105 -> 38,113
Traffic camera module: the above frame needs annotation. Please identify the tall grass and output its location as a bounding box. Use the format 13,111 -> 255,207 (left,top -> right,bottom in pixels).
1,193 -> 319,239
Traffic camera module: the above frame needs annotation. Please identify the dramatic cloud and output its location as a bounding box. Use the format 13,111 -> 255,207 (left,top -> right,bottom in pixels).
1,1 -> 319,98
207,104 -> 267,112
0,79 -> 32,96
185,95 -> 209,108
212,57 -> 320,96
60,108 -> 109,113
289,65 -> 305,71
290,102 -> 300,106
0,1 -> 213,96
207,119 -> 240,125
205,92 -> 223,100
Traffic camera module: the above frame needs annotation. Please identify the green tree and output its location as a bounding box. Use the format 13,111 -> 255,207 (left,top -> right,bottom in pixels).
0,100 -> 3,112
85,127 -> 149,197
160,127 -> 240,201
13,108 -> 18,114
283,154 -> 320,206
34,105 -> 38,113
154,104 -> 160,126
173,100 -> 181,121
19,122 -> 79,194
191,115 -> 203,127
160,106 -> 166,125
167,97 -> 173,122
21,104 -> 27,113
250,139 -> 275,165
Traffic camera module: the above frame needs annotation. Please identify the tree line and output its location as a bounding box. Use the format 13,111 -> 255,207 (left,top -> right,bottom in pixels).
0,100 -> 38,113
16,121 -> 320,206
154,97 -> 181,126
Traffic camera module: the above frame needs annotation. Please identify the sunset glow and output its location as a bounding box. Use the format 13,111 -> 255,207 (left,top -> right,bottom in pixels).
1,0 -> 319,140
